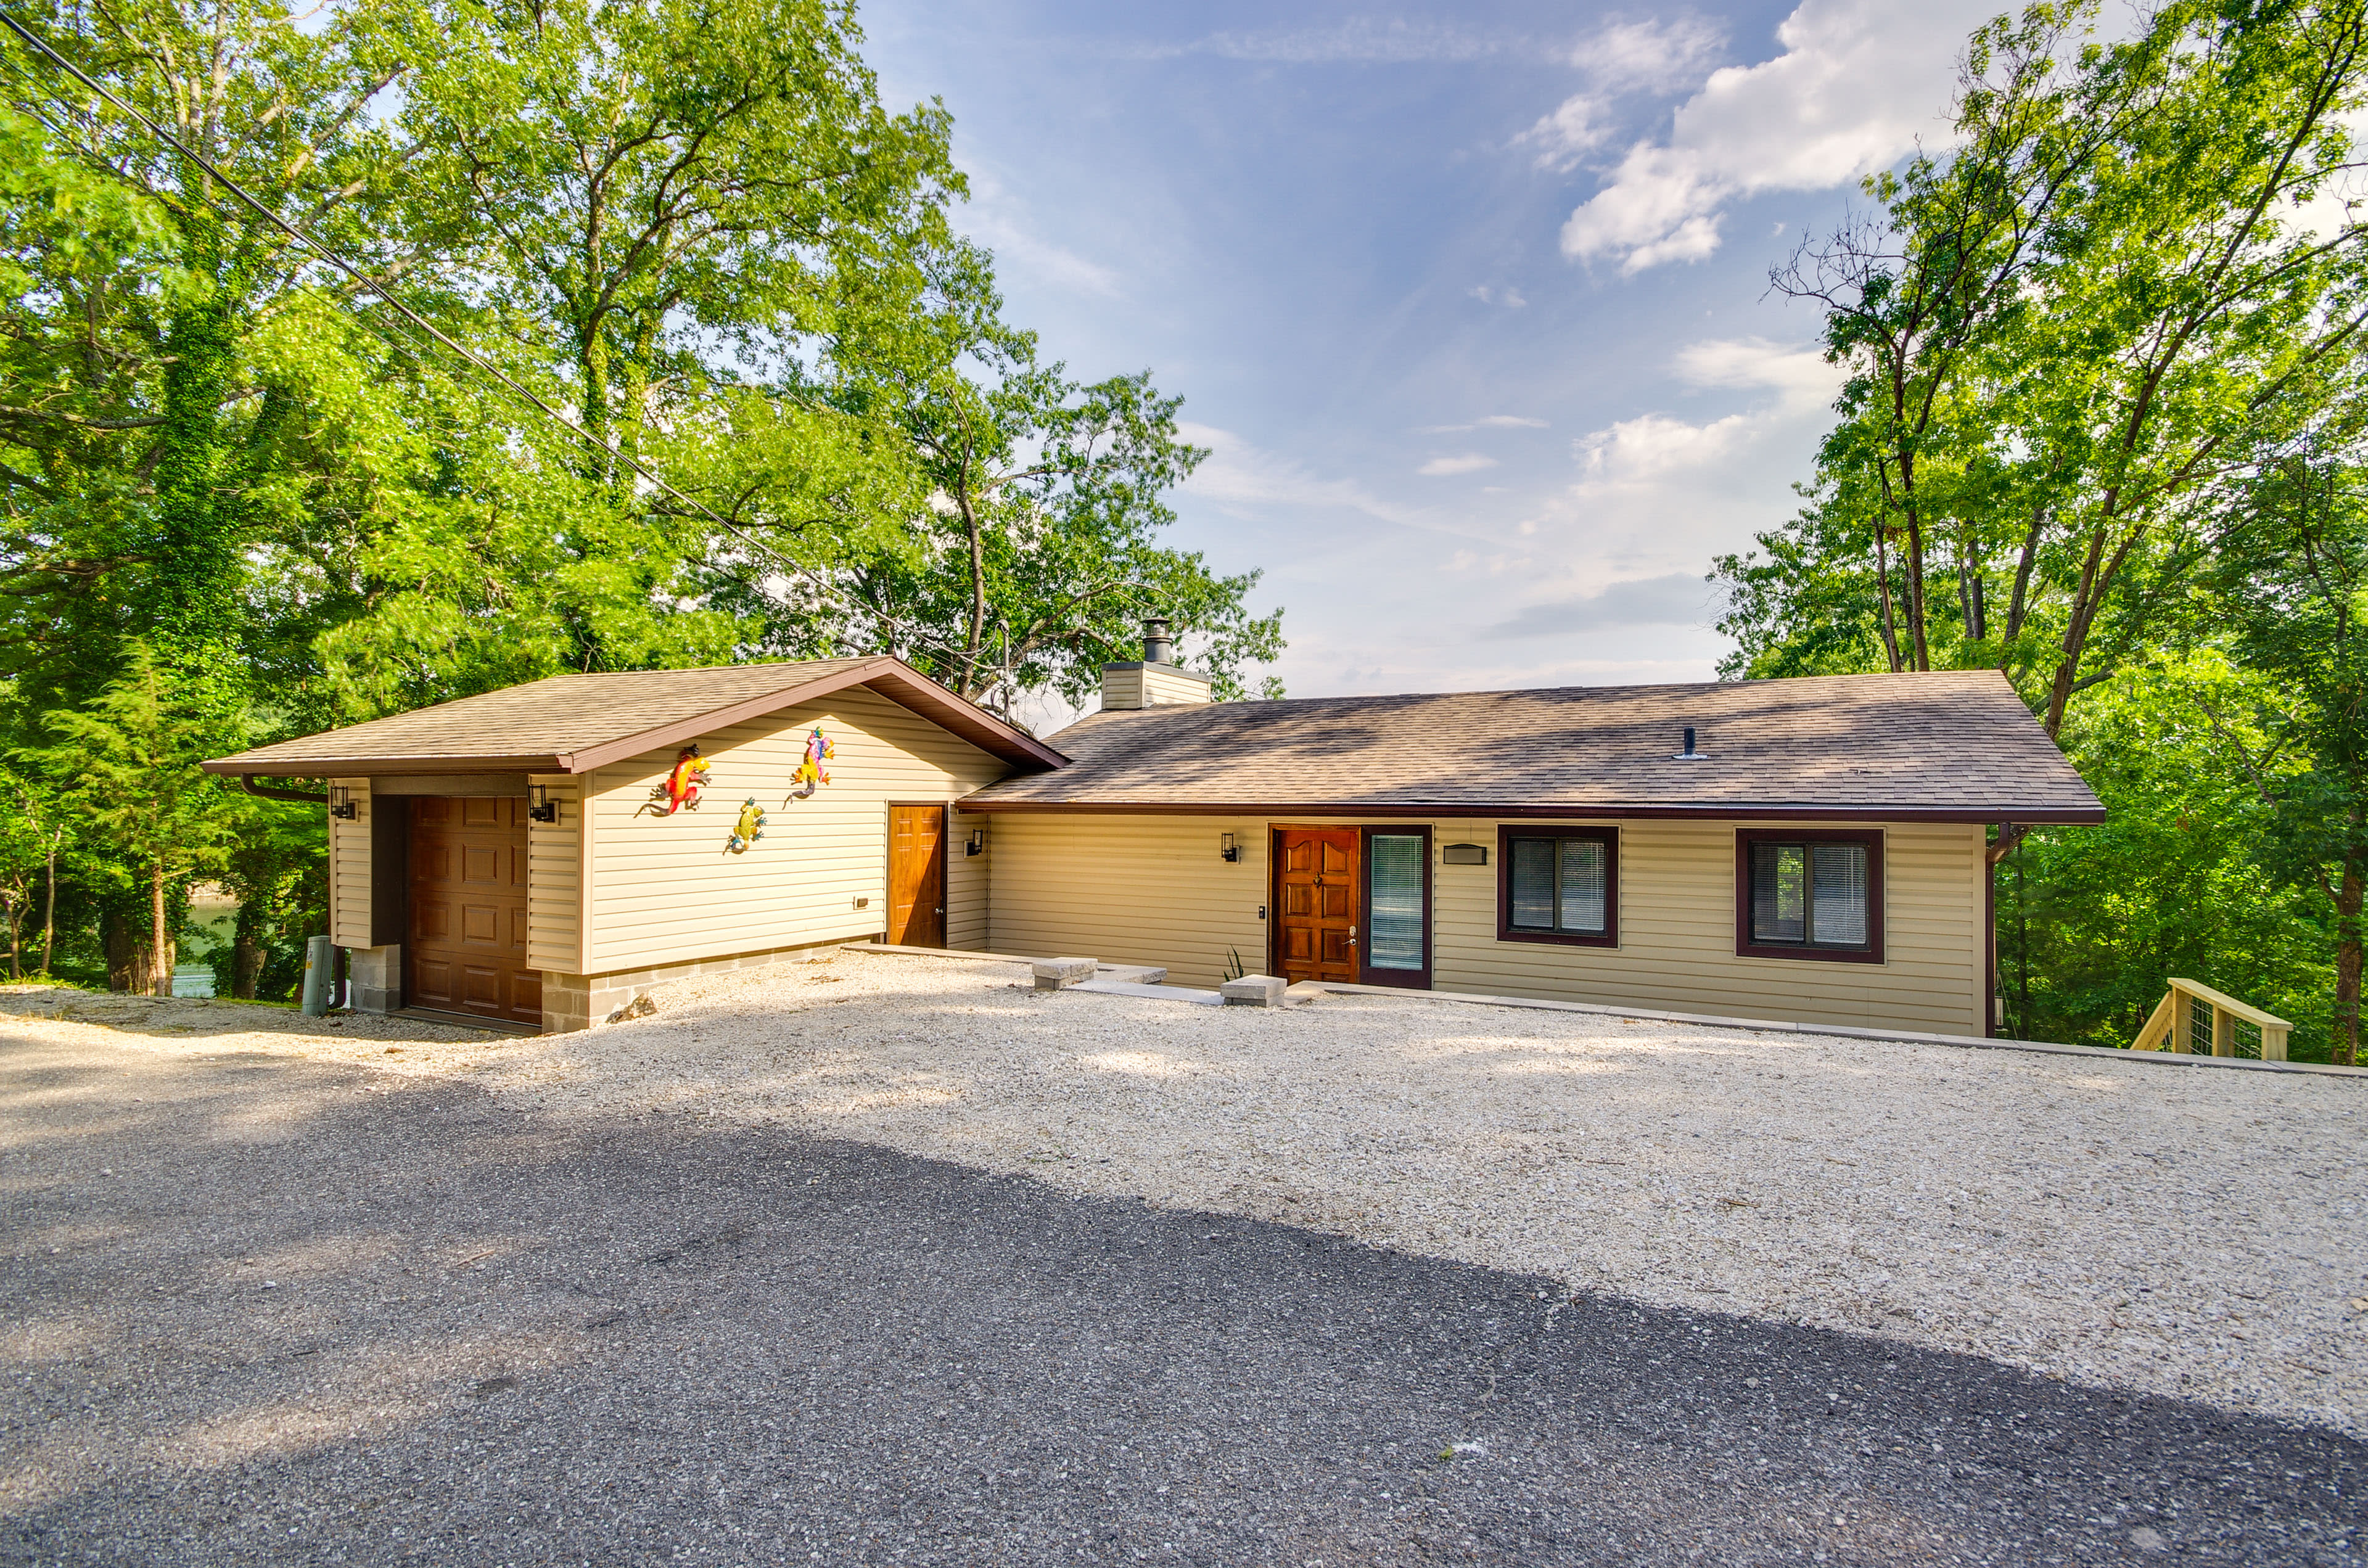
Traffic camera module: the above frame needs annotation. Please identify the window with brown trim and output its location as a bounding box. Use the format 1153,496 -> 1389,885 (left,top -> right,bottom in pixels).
1496,826 -> 1618,948
1734,828 -> 1884,964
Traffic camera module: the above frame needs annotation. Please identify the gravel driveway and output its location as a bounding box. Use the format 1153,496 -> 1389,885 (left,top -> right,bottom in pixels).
4,1028 -> 2362,1566
30,951 -> 2354,1439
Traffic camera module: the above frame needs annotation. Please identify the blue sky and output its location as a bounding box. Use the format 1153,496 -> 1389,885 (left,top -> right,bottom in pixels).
860,0 -> 2003,700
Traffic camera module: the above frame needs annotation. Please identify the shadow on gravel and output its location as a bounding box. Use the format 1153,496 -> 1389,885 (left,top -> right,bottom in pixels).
1,1036 -> 2361,1567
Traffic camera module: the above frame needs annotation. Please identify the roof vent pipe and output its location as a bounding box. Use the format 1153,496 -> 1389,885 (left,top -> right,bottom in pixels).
1141,617 -> 1174,665
1674,726 -> 1704,761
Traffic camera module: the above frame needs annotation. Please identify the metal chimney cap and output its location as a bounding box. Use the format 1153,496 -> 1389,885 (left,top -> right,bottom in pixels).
1141,617 -> 1175,665
1672,725 -> 1704,761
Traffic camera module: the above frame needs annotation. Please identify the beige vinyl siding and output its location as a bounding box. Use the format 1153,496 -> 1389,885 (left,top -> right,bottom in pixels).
326,778 -> 371,948
1099,665 -> 1214,710
949,811 -> 991,951
525,773 -> 586,974
989,813 -> 1270,987
989,814 -> 1988,1034
585,687 -> 1009,974
1429,819 -> 1983,1035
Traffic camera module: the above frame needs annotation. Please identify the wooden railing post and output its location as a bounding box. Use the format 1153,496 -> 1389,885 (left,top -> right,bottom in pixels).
2171,985 -> 2193,1054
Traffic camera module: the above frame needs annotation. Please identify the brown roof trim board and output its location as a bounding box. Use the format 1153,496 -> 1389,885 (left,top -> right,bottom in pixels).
201,657 -> 1066,779
954,800 -> 2108,823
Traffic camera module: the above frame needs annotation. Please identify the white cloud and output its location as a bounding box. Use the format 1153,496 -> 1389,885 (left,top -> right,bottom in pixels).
1418,453 -> 1498,477
1559,0 -> 2004,272
1518,96 -> 1616,170
1572,337 -> 1840,481
960,168 -> 1124,297
1154,20 -> 1505,64
1571,15 -> 1727,91
1671,336 -> 1838,408
1468,284 -> 1529,307
1518,14 -> 1726,171
1484,572 -> 1714,639
1178,422 -> 1421,526
1457,335 -> 1843,639
1417,414 -> 1548,434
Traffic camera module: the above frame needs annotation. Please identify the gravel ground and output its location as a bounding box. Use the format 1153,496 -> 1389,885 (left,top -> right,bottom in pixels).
4,1032 -> 2362,1566
6,953 -> 2362,1444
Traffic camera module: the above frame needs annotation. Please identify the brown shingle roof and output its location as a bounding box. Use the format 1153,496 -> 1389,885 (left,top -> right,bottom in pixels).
204,657 -> 1065,777
959,670 -> 2102,823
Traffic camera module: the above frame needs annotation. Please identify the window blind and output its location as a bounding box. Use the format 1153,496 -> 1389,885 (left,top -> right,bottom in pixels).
1367,835 -> 1425,971
1508,835 -> 1608,935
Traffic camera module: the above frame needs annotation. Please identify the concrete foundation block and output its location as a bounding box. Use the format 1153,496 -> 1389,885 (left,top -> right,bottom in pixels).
1033,957 -> 1098,991
1220,974 -> 1289,1008
342,945 -> 401,1015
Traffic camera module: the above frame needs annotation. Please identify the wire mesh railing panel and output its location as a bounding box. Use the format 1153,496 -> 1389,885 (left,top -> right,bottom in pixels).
2189,995 -> 2216,1054
2233,1018 -> 2263,1060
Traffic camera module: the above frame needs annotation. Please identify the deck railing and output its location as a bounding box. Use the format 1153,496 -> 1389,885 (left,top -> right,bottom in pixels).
2130,978 -> 2292,1062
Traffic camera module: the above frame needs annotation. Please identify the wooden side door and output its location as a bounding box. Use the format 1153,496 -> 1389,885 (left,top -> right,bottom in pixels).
407,797 -> 540,1025
1273,826 -> 1360,983
887,804 -> 947,948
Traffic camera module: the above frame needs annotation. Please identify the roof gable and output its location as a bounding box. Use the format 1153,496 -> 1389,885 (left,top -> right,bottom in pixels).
204,657 -> 1066,778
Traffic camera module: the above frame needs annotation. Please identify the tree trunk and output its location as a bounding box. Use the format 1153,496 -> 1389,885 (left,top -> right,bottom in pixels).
41,846 -> 55,976
1872,522 -> 1904,674
1902,514 -> 1932,671
103,909 -> 154,995
2335,858 -> 2362,1070
1958,524 -> 1986,645
150,863 -> 172,998
232,897 -> 266,1000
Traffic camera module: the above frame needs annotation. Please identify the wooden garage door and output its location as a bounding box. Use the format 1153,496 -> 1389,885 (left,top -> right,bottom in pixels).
407,797 -> 540,1025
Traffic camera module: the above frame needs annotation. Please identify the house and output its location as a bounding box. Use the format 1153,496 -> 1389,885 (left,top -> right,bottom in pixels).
204,659 -> 1061,1030
204,625 -> 2103,1036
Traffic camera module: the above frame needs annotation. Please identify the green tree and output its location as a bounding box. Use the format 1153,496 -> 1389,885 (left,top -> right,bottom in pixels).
2205,454 -> 2368,1063
1746,0 -> 2368,735
24,644 -> 240,994
2000,655 -> 2335,1057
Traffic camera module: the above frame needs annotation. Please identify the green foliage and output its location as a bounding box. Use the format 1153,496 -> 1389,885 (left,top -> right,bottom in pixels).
1720,0 -> 2368,1059
2000,658 -> 2335,1059
0,0 -> 1282,991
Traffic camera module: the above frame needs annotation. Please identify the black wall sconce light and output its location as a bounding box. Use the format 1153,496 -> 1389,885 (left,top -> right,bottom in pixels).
966,826 -> 987,856
327,785 -> 358,821
528,785 -> 559,824
1220,832 -> 1239,863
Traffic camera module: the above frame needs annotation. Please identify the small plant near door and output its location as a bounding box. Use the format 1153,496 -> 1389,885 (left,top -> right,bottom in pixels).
1223,946 -> 1247,982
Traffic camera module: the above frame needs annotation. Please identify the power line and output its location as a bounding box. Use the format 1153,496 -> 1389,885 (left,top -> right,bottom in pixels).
0,8 -> 989,675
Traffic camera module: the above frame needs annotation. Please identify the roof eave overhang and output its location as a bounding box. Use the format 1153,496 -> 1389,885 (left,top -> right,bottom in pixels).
952,798 -> 2107,824
201,754 -> 564,778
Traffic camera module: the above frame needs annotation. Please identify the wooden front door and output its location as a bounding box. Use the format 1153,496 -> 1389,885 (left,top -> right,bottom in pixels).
1274,826 -> 1360,982
888,804 -> 947,948
406,797 -> 540,1025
